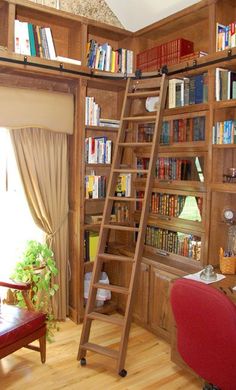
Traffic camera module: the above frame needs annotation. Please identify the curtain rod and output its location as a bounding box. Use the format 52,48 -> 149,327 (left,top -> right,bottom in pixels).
0,50 -> 236,80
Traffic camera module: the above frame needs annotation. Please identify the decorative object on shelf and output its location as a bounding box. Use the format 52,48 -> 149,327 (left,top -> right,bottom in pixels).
11,240 -> 59,341
145,96 -> 160,112
222,207 -> 235,224
200,265 -> 217,281
219,247 -> 236,275
223,168 -> 236,182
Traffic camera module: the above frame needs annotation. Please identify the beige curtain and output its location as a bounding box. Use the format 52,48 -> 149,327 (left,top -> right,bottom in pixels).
10,127 -> 69,320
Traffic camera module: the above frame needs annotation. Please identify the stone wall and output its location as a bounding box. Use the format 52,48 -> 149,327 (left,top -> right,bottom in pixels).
29,0 -> 123,28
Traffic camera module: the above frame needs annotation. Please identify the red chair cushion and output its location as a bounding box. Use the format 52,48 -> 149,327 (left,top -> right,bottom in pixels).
171,279 -> 236,390
0,304 -> 46,349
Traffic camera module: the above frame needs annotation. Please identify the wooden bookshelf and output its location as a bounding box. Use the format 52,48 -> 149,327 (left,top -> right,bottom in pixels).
0,0 -> 235,354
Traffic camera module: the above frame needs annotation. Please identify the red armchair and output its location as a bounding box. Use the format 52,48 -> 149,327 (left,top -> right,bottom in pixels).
0,279 -> 46,363
170,278 -> 236,390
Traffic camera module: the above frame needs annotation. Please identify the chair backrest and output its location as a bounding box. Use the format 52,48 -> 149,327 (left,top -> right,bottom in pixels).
170,278 -> 236,390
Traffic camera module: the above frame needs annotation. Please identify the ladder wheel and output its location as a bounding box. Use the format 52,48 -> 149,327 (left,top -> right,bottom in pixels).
80,358 -> 86,366
119,369 -> 127,377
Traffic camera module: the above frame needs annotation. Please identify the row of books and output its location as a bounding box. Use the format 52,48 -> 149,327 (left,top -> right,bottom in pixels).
85,136 -> 112,164
112,203 -> 129,223
216,21 -> 236,52
212,120 -> 236,145
85,97 -> 120,128
86,39 -> 133,73
136,192 -> 203,219
85,96 -> 100,126
145,226 -> 201,260
115,173 -> 131,197
137,117 -> 205,145
85,173 -> 132,199
136,157 -> 193,181
215,68 -> 236,101
161,117 -> 205,144
168,73 -> 208,108
85,175 -> 106,199
14,19 -> 56,59
136,191 -> 185,216
137,123 -> 154,143
136,38 -> 194,72
156,158 -> 193,181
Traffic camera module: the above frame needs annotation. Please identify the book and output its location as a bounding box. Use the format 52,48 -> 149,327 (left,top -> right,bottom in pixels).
115,173 -> 131,197
14,20 -> 22,54
15,20 -> 31,56
28,23 -> 36,57
84,231 -> 99,261
45,27 -> 57,59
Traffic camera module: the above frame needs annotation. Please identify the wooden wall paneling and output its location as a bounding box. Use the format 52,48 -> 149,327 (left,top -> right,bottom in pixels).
215,0 -> 236,26
68,78 -> 86,323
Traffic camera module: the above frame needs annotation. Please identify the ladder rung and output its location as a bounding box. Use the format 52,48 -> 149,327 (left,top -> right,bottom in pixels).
80,342 -> 119,360
103,224 -> 139,232
127,91 -> 160,98
123,115 -> 156,122
94,283 -> 129,295
118,142 -> 152,147
98,253 -> 135,262
87,312 -> 124,326
108,196 -> 143,202
113,168 -> 148,174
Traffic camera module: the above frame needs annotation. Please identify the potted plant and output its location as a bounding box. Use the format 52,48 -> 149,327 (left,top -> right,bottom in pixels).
11,240 -> 59,341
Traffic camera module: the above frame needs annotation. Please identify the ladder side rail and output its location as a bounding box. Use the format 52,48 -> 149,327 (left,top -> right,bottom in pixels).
116,74 -> 168,373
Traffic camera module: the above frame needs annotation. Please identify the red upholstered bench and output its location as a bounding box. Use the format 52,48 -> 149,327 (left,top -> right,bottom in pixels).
0,279 -> 47,363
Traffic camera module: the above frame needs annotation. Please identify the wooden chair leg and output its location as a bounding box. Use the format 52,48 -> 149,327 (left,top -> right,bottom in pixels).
39,334 -> 46,363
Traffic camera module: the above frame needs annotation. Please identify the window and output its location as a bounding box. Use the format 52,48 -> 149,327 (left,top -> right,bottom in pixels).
0,129 -> 44,278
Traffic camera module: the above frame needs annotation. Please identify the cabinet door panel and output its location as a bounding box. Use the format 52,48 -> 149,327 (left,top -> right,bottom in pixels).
149,267 -> 177,341
133,263 -> 149,325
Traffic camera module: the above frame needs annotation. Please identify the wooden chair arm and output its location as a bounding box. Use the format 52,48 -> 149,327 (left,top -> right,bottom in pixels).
0,279 -> 31,291
0,279 -> 35,311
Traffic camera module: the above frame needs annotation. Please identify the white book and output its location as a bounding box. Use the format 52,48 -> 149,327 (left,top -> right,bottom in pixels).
126,49 -> 133,74
20,21 -> 31,55
105,44 -> 112,72
93,176 -> 99,199
14,20 -> 22,54
55,56 -> 81,65
105,140 -> 112,164
123,173 -> 131,197
44,27 -> 56,59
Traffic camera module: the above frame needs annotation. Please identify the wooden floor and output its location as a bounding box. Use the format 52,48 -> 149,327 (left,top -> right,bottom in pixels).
0,318 -> 202,390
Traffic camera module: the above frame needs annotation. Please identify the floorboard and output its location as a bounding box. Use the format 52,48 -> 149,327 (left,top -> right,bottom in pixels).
0,318 -> 202,389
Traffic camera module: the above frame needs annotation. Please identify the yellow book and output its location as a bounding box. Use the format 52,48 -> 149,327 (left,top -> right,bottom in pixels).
89,232 -> 99,261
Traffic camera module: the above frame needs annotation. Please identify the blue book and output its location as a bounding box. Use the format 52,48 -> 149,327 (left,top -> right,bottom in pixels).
194,74 -> 204,104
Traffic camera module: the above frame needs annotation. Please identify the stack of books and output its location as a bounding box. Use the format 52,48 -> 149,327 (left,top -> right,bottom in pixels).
14,19 -> 56,59
84,136 -> 112,164
216,21 -> 236,51
85,175 -> 106,199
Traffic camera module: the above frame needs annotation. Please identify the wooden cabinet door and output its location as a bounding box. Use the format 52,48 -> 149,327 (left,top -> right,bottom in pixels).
149,267 -> 177,341
132,263 -> 149,325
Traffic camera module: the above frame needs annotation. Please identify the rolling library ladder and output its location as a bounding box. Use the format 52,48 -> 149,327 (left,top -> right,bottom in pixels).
78,73 -> 168,376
